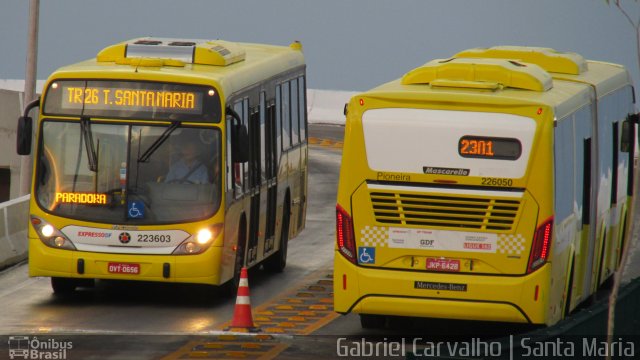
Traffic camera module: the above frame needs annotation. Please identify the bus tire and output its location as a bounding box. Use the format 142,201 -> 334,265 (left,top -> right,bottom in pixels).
360,314 -> 386,329
264,202 -> 290,273
51,277 -> 77,294
225,218 -> 247,296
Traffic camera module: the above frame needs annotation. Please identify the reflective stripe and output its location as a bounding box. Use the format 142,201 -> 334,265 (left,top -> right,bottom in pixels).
239,278 -> 249,287
236,296 -> 251,305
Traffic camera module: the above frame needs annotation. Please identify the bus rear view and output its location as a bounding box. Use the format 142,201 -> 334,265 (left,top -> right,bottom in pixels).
334,48 -> 635,327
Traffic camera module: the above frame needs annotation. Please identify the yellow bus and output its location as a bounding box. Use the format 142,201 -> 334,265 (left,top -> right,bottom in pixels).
17,37 -> 308,295
333,46 -> 637,327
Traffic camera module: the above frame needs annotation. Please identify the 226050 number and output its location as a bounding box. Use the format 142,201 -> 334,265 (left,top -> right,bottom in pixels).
481,177 -> 513,187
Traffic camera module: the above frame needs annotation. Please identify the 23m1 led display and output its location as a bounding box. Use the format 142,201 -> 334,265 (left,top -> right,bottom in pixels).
458,136 -> 521,160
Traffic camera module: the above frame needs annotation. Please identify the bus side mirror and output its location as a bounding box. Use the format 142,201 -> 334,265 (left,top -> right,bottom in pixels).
232,124 -> 249,163
17,97 -> 40,155
17,116 -> 33,155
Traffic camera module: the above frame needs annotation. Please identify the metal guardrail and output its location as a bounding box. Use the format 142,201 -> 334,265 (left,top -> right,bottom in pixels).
0,195 -> 30,269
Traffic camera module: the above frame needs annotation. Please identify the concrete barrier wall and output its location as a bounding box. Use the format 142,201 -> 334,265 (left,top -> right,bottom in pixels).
0,195 -> 29,269
0,89 -> 27,201
307,89 -> 355,125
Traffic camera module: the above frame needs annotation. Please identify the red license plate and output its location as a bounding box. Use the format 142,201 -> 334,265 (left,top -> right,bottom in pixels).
108,262 -> 140,275
426,258 -> 460,272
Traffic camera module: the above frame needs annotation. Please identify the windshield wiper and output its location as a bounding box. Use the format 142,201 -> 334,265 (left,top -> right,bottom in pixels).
137,121 -> 180,163
80,116 -> 98,172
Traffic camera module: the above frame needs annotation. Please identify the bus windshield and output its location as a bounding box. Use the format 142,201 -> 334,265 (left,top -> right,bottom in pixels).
36,121 -> 222,224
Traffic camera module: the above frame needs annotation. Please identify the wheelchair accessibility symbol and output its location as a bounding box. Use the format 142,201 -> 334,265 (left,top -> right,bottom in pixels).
128,201 -> 145,219
358,247 -> 376,264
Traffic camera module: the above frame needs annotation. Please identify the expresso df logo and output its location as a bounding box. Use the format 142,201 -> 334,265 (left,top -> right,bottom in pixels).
118,232 -> 131,244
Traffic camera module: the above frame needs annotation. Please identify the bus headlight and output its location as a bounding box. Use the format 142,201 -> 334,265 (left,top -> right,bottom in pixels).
41,224 -> 55,237
184,242 -> 201,254
53,237 -> 66,247
196,229 -> 213,244
30,215 -> 76,250
173,223 -> 223,255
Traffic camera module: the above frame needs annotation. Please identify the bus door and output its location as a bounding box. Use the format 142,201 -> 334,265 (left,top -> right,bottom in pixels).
247,106 -> 262,265
263,100 -> 278,255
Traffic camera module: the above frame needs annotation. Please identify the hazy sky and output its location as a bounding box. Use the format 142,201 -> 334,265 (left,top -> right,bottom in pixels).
1,0 -> 639,91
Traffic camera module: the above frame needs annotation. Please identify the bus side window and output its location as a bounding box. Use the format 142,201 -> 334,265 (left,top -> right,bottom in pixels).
276,85 -> 282,162
228,100 -> 250,199
611,121 -> 618,205
298,76 -> 307,141
260,92 -> 267,183
242,98 -> 250,191
267,100 -> 277,179
226,113 -> 234,198
554,116 -> 574,222
574,105 -> 592,226
282,82 -> 291,150
582,138 -> 592,225
291,79 -> 299,146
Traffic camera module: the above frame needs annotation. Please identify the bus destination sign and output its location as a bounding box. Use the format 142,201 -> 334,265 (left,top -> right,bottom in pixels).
458,135 -> 522,160
44,80 -> 220,122
62,86 -> 201,113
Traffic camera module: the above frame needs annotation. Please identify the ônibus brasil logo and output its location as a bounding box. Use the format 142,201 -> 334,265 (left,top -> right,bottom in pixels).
8,336 -> 72,359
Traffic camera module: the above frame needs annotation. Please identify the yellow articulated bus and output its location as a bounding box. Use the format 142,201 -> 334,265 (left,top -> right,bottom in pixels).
17,37 -> 308,294
334,46 -> 637,327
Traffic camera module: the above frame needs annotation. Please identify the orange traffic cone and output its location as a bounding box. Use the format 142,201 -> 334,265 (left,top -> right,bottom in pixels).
228,267 -> 260,332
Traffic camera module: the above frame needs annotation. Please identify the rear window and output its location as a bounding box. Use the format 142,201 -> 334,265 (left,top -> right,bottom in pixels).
361,108 -> 536,179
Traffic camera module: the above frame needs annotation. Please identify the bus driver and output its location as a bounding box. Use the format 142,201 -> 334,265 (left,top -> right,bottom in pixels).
164,140 -> 210,184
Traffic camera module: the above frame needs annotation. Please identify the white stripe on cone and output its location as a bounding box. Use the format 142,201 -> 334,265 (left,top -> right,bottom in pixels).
236,296 -> 251,305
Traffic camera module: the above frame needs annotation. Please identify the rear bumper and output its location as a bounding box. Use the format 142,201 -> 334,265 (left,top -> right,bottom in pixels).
28,237 -> 224,285
333,252 -> 551,324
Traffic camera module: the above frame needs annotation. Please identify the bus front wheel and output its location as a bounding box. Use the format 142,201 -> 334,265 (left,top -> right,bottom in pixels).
51,277 -> 77,294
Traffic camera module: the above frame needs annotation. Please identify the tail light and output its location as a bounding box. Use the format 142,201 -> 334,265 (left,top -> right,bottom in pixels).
336,204 -> 357,264
527,216 -> 553,273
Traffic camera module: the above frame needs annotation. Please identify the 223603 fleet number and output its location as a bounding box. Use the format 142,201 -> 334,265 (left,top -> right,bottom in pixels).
137,234 -> 171,243
481,177 -> 513,187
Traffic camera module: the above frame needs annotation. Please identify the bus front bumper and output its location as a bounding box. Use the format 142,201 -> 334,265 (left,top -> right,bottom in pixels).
333,253 -> 551,324
28,237 -> 225,286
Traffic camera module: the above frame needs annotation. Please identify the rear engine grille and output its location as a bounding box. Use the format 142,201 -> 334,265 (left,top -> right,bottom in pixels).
371,191 -> 520,231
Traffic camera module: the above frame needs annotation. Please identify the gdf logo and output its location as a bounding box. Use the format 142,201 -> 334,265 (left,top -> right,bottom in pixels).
118,232 -> 131,244
420,239 -> 435,247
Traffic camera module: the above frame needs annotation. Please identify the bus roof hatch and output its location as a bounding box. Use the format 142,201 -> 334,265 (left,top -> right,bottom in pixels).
97,37 -> 246,66
401,58 -> 552,92
454,46 -> 587,75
